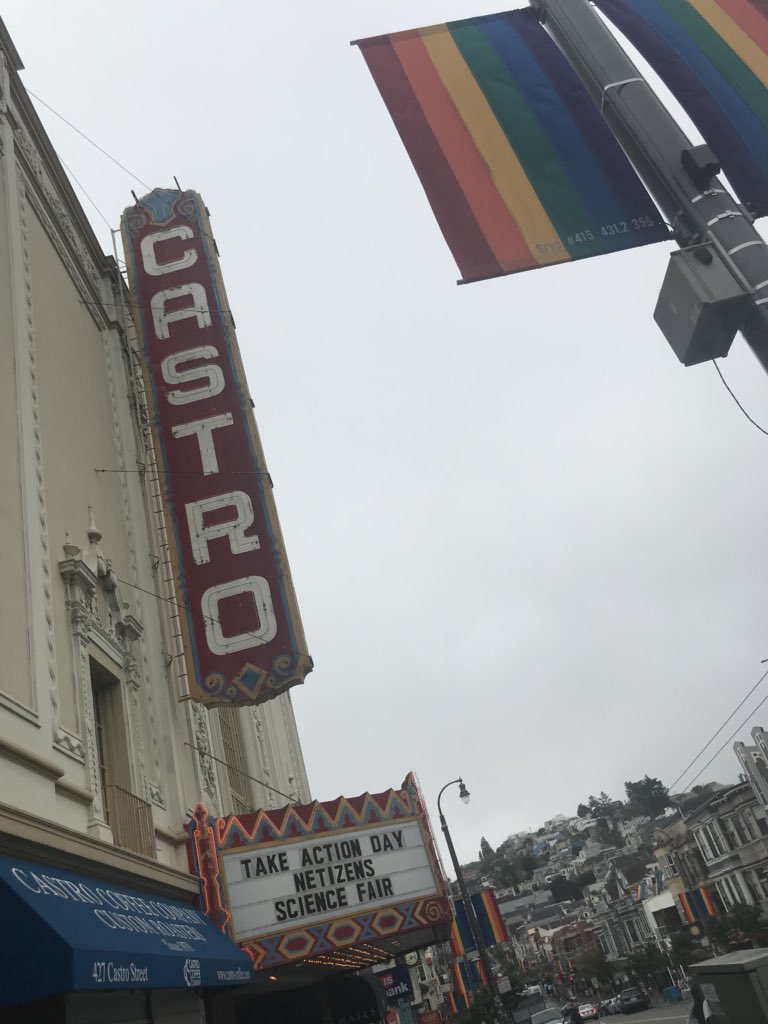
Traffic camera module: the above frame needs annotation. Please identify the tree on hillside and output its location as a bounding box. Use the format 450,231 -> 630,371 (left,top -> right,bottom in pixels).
618,800 -> 645,821
704,902 -> 768,951
670,928 -> 699,968
588,792 -> 614,818
550,875 -> 580,902
453,963 -> 524,1024
624,776 -> 671,818
550,872 -> 595,902
596,816 -> 624,848
479,836 -> 494,861
626,942 -> 670,982
576,948 -> 611,984
577,802 -> 590,818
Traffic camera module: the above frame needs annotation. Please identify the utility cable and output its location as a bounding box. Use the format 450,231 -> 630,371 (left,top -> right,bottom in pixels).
96,468 -> 270,479
667,665 -> 768,793
680,688 -> 768,794
114,574 -> 311,665
183,741 -> 295,804
59,156 -> 113,230
712,360 -> 768,437
27,89 -> 150,190
80,297 -> 235,317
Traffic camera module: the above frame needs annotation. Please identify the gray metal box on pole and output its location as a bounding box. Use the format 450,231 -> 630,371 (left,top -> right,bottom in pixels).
654,245 -> 750,365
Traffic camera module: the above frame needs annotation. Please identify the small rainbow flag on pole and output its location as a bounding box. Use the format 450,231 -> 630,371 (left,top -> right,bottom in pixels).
594,0 -> 768,217
355,8 -> 668,283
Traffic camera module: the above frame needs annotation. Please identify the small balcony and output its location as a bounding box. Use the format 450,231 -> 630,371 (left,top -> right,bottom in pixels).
104,784 -> 156,859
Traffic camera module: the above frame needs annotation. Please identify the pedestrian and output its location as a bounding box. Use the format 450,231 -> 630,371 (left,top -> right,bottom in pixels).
688,982 -> 711,1023
565,1001 -> 582,1024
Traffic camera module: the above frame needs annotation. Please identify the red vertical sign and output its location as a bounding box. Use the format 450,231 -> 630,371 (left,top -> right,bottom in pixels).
122,189 -> 311,706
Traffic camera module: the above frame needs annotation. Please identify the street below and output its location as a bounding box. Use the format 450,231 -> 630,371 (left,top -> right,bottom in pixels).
607,1005 -> 692,1022
541,1004 -> 692,1023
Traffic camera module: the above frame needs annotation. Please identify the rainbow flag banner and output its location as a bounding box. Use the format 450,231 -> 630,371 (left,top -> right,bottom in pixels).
450,961 -> 471,1007
473,889 -> 509,946
449,891 -> 509,955
594,0 -> 768,217
449,897 -> 475,957
679,886 -> 719,921
356,8 -> 668,283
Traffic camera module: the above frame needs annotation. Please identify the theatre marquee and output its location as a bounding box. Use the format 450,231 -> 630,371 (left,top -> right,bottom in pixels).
188,773 -> 452,970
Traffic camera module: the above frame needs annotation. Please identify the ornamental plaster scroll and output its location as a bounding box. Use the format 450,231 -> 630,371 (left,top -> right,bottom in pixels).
0,52 -> 8,116
58,512 -> 148,806
101,322 -> 163,805
190,702 -> 219,808
147,780 -> 164,807
14,175 -> 61,739
279,691 -> 308,801
250,705 -> 277,809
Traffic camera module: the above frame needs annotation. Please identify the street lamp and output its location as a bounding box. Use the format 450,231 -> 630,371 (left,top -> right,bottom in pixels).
437,778 -> 508,1024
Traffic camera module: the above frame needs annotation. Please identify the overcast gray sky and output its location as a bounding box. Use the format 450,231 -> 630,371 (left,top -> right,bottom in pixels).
6,0 -> 768,866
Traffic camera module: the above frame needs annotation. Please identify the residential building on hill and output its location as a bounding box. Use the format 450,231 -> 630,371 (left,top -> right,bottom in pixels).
655,781 -> 768,914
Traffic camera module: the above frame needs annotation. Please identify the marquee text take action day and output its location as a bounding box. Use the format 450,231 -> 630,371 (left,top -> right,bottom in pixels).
238,830 -> 405,922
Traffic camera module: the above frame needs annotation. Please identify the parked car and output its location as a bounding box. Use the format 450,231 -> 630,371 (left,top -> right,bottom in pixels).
578,1004 -> 600,1022
531,1010 -> 564,1024
600,996 -> 621,1015
619,987 -> 650,1014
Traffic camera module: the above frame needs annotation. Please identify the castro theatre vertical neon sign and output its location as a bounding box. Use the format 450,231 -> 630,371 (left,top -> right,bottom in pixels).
122,189 -> 312,706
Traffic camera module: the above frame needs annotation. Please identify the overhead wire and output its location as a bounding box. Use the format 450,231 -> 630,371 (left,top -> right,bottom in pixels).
712,359 -> 768,438
80,297 -> 235,317
58,156 -> 114,231
665,363 -> 768,792
96,468 -> 270,479
27,88 -> 150,190
183,741 -> 295,804
680,687 -> 768,794
114,574 -> 312,666
667,665 -> 768,793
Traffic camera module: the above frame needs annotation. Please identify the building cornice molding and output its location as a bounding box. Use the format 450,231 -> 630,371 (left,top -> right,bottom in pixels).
4,45 -> 114,277
55,775 -> 94,806
0,800 -> 199,898
0,44 -> 123,332
0,732 -> 63,782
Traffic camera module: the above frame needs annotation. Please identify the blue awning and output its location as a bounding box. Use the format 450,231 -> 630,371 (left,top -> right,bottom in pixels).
0,853 -> 254,1007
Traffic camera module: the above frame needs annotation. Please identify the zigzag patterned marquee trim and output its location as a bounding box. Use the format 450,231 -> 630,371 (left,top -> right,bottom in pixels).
187,773 -> 452,970
241,893 -> 452,970
216,786 -> 416,850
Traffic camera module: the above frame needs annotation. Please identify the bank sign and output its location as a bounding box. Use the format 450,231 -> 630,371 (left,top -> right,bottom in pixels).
121,189 -> 311,706
376,965 -> 413,1003
188,773 -> 453,969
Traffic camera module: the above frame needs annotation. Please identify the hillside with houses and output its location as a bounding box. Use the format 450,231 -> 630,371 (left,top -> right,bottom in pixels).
455,734 -> 768,996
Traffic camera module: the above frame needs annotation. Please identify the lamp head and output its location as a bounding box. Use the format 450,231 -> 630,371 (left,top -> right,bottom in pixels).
459,779 -> 470,804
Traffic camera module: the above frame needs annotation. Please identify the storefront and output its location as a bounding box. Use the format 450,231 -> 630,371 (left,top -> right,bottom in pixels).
0,853 -> 254,1023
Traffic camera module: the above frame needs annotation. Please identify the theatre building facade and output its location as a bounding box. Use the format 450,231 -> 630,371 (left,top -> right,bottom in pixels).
0,17 -> 311,1023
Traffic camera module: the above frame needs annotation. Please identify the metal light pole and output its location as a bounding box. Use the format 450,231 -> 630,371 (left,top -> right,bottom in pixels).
437,778 -> 508,1024
532,0 -> 768,372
